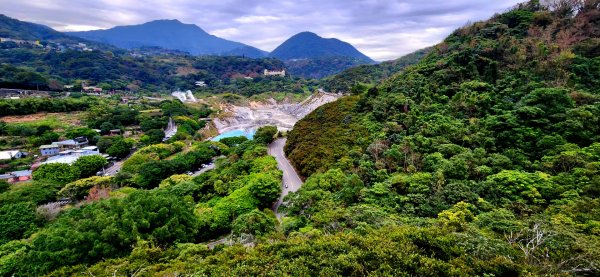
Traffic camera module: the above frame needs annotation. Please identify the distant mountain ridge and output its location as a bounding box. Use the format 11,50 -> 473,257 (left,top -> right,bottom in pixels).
68,19 -> 268,58
269,31 -> 374,63
1,14 -> 376,79
0,14 -> 104,47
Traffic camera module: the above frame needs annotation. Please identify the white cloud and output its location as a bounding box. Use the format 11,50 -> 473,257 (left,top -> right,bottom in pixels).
211,27 -> 241,37
59,24 -> 104,32
234,15 -> 281,24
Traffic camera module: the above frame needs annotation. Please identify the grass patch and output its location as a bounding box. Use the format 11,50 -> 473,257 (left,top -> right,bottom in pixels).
1,112 -> 84,130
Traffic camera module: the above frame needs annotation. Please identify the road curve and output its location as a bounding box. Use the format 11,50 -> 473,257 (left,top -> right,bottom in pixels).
268,138 -> 304,213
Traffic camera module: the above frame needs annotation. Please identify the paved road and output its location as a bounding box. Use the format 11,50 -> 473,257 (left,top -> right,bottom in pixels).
192,163 -> 216,177
268,138 -> 304,213
103,160 -> 123,176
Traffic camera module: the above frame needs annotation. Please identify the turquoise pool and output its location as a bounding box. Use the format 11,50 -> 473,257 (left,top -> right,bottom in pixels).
211,129 -> 256,141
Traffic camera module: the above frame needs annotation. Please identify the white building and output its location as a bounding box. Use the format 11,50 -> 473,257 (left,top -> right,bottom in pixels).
42,146 -> 103,165
0,150 -> 25,160
264,69 -> 286,77
40,145 -> 60,156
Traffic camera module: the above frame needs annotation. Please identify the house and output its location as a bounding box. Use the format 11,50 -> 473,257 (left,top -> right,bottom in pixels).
42,146 -> 101,165
53,137 -> 89,150
0,170 -> 32,183
109,129 -> 122,136
0,150 -> 25,160
40,145 -> 60,156
264,69 -> 286,77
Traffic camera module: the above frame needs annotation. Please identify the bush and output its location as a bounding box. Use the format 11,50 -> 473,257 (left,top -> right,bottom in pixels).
58,176 -> 112,200
10,191 -> 199,276
0,202 -> 38,244
72,155 -> 107,178
106,137 -> 133,158
253,126 -> 278,144
231,209 -> 277,236
33,163 -> 80,185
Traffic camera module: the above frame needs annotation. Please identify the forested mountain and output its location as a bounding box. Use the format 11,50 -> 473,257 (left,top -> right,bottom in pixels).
269,31 -> 373,62
0,14 -> 110,49
283,56 -> 372,79
0,47 -> 297,94
68,19 -> 267,58
0,15 -> 302,94
283,1 -> 600,274
2,1 -> 600,276
269,31 -> 375,79
322,47 -> 433,92
0,14 -> 69,41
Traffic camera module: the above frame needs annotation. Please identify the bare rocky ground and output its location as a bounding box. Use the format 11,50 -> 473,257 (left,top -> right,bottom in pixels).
213,91 -> 341,133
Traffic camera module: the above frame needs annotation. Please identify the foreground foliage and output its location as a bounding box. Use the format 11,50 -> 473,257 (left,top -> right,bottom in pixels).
1,1 -> 600,276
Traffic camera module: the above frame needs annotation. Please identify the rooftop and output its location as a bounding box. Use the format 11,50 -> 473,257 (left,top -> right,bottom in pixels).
40,145 -> 59,149
0,150 -> 22,160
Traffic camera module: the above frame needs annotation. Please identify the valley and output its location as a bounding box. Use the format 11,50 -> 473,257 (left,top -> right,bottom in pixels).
1,1 -> 599,276
211,90 -> 341,134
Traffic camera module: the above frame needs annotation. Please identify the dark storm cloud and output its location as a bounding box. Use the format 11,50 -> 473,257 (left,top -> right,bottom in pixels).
0,0 -> 523,60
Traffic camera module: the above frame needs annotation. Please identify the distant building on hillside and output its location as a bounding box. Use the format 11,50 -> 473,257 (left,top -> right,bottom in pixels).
40,137 -> 89,156
53,137 -> 89,150
264,69 -> 286,77
83,86 -> 103,93
40,145 -> 60,156
109,129 -> 122,136
0,170 -> 32,183
0,150 -> 25,160
42,146 -> 102,165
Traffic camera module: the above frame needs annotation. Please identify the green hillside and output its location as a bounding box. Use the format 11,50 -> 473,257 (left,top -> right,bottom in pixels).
1,1 -> 600,276
322,47 -> 432,93
0,47 -> 316,95
284,1 -> 600,274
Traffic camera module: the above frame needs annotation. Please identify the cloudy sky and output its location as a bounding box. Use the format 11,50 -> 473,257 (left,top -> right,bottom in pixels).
1,0 -> 523,61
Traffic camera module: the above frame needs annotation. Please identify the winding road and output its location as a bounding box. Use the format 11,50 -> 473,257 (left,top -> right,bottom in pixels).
268,138 -> 304,213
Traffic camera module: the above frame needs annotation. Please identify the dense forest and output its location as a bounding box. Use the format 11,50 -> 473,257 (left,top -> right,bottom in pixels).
1,1 -> 600,276
0,47 -> 316,95
284,56 -> 375,79
284,1 -> 600,275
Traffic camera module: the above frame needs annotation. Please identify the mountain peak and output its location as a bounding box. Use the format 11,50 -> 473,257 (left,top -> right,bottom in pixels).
295,31 -> 319,37
149,19 -> 182,23
269,31 -> 373,63
67,20 -> 266,57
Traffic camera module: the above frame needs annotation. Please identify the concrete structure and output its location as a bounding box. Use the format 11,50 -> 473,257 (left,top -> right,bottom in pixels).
264,69 -> 286,77
0,150 -> 25,160
53,137 -> 89,150
42,146 -> 102,165
109,129 -> 122,136
40,144 -> 60,156
0,170 -> 32,183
